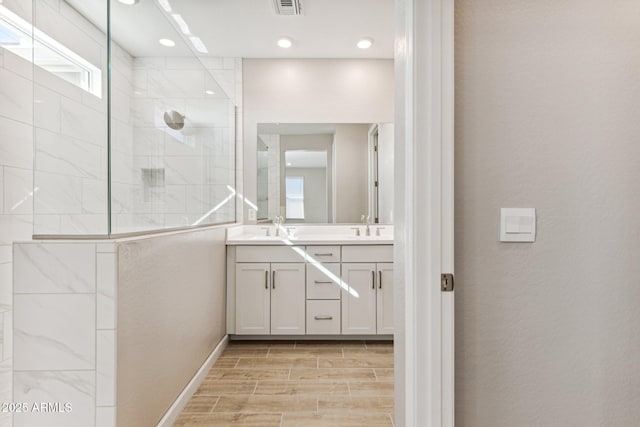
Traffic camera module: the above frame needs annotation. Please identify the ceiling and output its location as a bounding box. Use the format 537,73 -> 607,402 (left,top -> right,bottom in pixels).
258,123 -> 337,135
66,0 -> 394,59
285,150 -> 327,169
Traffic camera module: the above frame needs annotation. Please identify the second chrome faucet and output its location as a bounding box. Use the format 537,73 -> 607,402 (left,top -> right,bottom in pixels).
361,214 -> 371,236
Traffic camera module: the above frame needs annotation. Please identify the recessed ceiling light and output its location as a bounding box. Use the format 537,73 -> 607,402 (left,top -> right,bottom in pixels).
286,162 -> 292,166
159,38 -> 175,47
357,38 -> 374,49
118,0 -> 139,4
277,37 -> 293,49
205,90 -> 216,95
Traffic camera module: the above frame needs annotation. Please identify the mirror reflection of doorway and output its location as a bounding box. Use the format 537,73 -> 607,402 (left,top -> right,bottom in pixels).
369,123 -> 395,224
283,149 -> 328,222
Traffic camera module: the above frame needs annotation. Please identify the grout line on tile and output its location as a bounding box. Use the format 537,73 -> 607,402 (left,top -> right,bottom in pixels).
252,381 -> 259,395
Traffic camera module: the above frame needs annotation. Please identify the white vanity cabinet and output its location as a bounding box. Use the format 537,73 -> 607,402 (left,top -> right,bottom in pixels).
341,246 -> 394,335
234,246 -> 306,335
228,242 -> 393,338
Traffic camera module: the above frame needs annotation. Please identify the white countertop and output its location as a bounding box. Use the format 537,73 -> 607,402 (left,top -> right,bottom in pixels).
226,225 -> 394,245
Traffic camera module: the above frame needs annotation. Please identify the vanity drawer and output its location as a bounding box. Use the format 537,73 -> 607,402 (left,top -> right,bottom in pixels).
342,245 -> 393,263
306,263 -> 341,300
236,245 -> 305,263
306,300 -> 341,335
305,245 -> 341,263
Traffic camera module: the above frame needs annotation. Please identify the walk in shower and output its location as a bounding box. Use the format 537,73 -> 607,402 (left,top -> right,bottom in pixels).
21,0 -> 238,237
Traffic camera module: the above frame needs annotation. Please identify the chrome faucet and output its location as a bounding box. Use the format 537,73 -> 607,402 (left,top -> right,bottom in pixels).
273,215 -> 284,236
361,214 -> 371,236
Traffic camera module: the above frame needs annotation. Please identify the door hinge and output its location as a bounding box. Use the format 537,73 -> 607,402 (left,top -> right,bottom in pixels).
441,273 -> 454,292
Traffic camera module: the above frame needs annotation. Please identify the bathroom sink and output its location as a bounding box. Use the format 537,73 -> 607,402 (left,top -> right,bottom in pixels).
226,225 -> 394,245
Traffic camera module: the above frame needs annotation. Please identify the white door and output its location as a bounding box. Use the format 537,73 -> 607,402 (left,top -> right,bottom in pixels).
341,263 -> 377,334
235,263 -> 270,335
270,263 -> 306,335
376,263 -> 394,334
396,0 -> 455,425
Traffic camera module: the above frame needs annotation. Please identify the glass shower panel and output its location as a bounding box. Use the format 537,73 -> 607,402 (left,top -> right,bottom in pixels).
109,1 -> 236,234
32,0 -> 109,235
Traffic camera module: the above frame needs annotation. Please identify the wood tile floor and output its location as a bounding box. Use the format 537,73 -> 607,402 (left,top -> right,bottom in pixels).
173,340 -> 394,426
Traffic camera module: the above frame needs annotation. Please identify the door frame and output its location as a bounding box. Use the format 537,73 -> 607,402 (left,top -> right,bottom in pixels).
394,0 -> 454,426
367,123 -> 379,223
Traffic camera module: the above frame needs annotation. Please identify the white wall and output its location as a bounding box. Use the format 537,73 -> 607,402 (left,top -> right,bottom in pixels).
334,124 -> 369,223
243,59 -> 394,222
455,1 -> 640,425
285,167 -> 327,223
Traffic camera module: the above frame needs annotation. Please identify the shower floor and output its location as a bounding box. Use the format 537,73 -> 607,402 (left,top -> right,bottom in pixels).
173,340 -> 394,426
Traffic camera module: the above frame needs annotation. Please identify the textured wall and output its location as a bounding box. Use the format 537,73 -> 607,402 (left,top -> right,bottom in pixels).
116,227 -> 227,426
455,1 -> 640,425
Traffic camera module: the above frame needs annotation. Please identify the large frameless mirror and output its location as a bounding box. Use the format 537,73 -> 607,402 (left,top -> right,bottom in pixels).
257,122 -> 394,224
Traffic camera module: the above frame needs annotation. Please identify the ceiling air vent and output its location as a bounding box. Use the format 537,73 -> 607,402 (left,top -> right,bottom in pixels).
273,0 -> 302,15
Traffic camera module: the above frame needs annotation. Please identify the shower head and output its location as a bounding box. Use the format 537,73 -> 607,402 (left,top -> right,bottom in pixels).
163,110 -> 185,130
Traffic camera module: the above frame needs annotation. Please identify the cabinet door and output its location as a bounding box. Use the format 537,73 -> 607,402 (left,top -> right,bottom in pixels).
270,263 -> 306,335
376,263 -> 394,334
235,263 -> 270,335
341,263 -> 377,335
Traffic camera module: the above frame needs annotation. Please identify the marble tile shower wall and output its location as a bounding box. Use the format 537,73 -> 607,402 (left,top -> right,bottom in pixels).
114,56 -> 239,233
13,241 -> 117,427
32,0 -> 133,236
0,3 -> 35,426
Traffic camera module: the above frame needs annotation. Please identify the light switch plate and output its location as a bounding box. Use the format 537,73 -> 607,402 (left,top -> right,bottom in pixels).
247,208 -> 257,221
500,208 -> 536,242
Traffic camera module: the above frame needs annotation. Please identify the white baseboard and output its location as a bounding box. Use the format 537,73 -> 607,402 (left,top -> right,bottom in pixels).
156,335 -> 229,427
